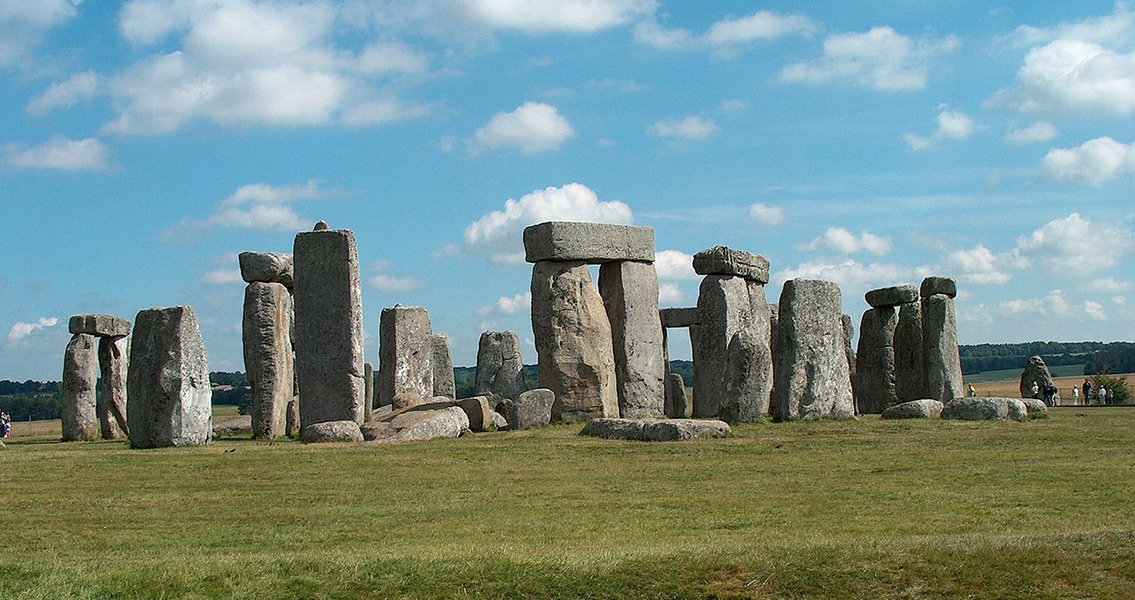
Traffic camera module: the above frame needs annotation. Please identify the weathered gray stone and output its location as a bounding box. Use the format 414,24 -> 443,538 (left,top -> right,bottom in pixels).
286,397 -> 300,437
720,330 -> 772,422
894,302 -> 925,402
294,228 -> 365,428
238,252 -> 294,288
693,275 -> 753,417
392,391 -> 427,410
377,305 -> 434,409
942,398 -> 1028,421
97,335 -> 129,439
301,420 -> 363,443
127,306 -> 212,448
431,334 -> 456,399
503,388 -> 555,429
659,307 -> 698,328
474,331 -> 527,400
768,303 -> 779,354
579,418 -> 646,440
531,260 -> 618,422
360,421 -> 396,441
772,280 -> 856,421
599,260 -> 665,419
855,307 -> 898,414
213,415 -> 252,437
842,313 -> 856,385
664,373 -> 690,418
523,221 -> 655,263
1019,356 -> 1055,399
371,403 -> 470,443
881,399 -> 943,419
456,396 -> 495,431
61,333 -> 99,441
243,282 -> 293,439
490,410 -> 508,429
364,362 -> 374,415
581,418 -> 730,441
920,276 -> 957,299
69,314 -> 131,337
692,246 -> 770,283
1020,397 -> 1049,417
922,294 -> 963,403
865,285 -> 919,308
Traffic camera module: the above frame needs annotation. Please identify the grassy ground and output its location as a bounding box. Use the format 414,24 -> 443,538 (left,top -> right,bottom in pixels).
1,405 -> 1133,599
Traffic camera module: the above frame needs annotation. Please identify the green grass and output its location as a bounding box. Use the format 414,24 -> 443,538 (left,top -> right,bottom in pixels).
2,409 -> 1134,599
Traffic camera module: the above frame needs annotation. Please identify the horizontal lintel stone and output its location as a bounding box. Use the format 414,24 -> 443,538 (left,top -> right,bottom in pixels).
692,246 -> 769,283
659,307 -> 699,328
523,221 -> 655,263
69,314 -> 131,337
865,284 -> 919,308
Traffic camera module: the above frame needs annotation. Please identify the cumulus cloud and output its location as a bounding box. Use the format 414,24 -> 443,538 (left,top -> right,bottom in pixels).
748,202 -> 785,226
634,10 -> 814,57
463,183 -> 632,264
999,289 -> 1069,317
163,178 -> 339,237
459,0 -> 655,33
0,0 -> 79,67
1005,121 -> 1057,145
477,291 -> 531,316
1090,277 -> 1134,292
1041,137 -> 1135,186
1084,300 -> 1107,320
804,227 -> 891,256
654,250 -> 697,280
1009,213 -> 1132,275
25,71 -> 101,115
774,259 -> 920,295
946,244 -> 1012,285
200,268 -> 242,285
648,116 -> 717,141
658,282 -> 683,304
368,261 -> 423,293
469,102 -> 575,155
779,27 -> 959,91
7,317 -> 59,343
904,105 -> 975,150
3,136 -> 114,171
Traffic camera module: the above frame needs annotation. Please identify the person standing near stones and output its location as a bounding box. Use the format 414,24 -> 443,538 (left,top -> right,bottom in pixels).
0,410 -> 10,438
1083,379 -> 1092,405
1072,385 -> 1079,405
967,383 -> 976,398
1100,386 -> 1108,406
1031,380 -> 1039,399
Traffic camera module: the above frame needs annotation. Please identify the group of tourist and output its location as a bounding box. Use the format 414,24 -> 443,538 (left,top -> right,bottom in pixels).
1024,379 -> 1119,407
1,411 -> 11,438
1075,380 -> 1113,406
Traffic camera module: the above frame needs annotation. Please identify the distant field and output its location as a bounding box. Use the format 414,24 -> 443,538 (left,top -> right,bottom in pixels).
965,363 -> 1086,383
2,405 -> 1133,599
974,371 -> 1132,402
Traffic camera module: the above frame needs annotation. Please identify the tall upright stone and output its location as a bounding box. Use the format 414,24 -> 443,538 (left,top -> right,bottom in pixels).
377,306 -> 434,409
243,281 -> 294,438
721,329 -> 772,422
475,331 -> 527,400
1020,355 -> 1055,398
97,335 -> 129,439
127,306 -> 212,448
855,306 -> 898,414
431,334 -> 456,399
664,373 -> 690,418
364,362 -> 374,413
61,333 -> 99,441
922,283 -> 963,403
693,275 -> 752,417
599,260 -> 665,419
294,225 -> 365,427
772,279 -> 855,421
894,302 -> 925,401
531,260 -> 618,422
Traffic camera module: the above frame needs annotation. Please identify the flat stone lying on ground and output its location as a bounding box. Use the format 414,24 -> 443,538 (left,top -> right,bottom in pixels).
920,276 -> 957,299
523,221 -> 655,263
865,285 -> 919,308
61,333 -> 99,441
941,397 -> 1028,421
692,246 -> 770,283
301,420 -> 364,443
599,260 -> 665,419
881,399 -> 943,419
497,388 -> 555,430
213,415 -> 252,437
1019,397 -> 1049,417
456,396 -> 495,431
580,418 -> 730,441
475,331 -> 528,400
364,402 -> 470,443
69,314 -> 131,337
238,251 -> 294,288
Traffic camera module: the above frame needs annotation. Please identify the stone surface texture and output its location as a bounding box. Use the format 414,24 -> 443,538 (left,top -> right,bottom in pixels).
364,362 -> 374,415
842,313 -> 856,384
692,246 -> 770,283
1020,397 -> 1049,416
865,285 -> 919,308
693,275 -> 753,417
531,260 -> 618,422
922,294 -> 964,403
293,228 -> 365,428
238,251 -> 294,288
1019,355 -> 1055,398
599,260 -> 665,419
894,301 -> 925,402
942,398 -> 1028,421
301,420 -> 363,443
286,398 -> 300,437
855,306 -> 898,414
664,373 -> 690,418
97,335 -> 129,439
659,307 -> 699,328
431,334 -> 456,399
243,281 -> 294,439
881,399 -> 943,419
69,314 -> 131,337
580,418 -> 730,441
370,403 -> 470,443
720,329 -> 772,422
503,388 -> 555,430
62,333 -> 99,441
474,331 -> 527,400
920,276 -> 957,299
456,396 -> 494,431
523,221 -> 655,263
771,279 -> 856,421
377,305 -> 434,409
127,306 -> 212,448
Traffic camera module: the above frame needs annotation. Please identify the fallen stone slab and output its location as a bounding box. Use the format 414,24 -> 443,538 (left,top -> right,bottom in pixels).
692,246 -> 770,283
1019,397 -> 1049,417
865,285 -> 919,308
579,418 -> 645,440
659,307 -> 699,328
369,403 -> 470,443
523,221 -> 655,263
499,388 -> 555,430
301,420 -> 364,443
456,396 -> 495,431
920,276 -> 957,299
239,252 -> 294,288
69,314 -> 131,337
941,398 -> 1028,421
213,415 -> 252,437
581,418 -> 730,441
881,399 -> 943,419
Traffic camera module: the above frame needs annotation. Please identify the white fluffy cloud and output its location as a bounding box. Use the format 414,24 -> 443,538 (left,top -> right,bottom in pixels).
648,116 -> 716,141
804,228 -> 891,256
3,136 -> 114,171
1000,289 -> 1069,317
477,291 -> 531,316
946,244 -> 1012,285
658,282 -> 683,304
163,179 -> 339,237
25,71 -> 100,115
1090,277 -> 1134,292
0,0 -> 78,67
1041,137 -> 1135,186
200,268 -> 243,285
779,26 -> 959,91
1009,213 -> 1132,275
470,102 -> 575,155
654,250 -> 697,280
904,106 -> 975,151
1005,121 -> 1057,145
748,203 -> 785,226
6,317 -> 59,343
774,259 -> 919,295
368,261 -> 423,293
634,9 -> 815,56
1084,300 -> 1107,320
462,0 -> 655,33
463,183 -> 632,264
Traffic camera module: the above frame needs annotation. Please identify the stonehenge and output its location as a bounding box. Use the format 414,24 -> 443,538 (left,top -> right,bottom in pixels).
378,305 -> 436,409
475,331 -> 527,401
772,279 -> 856,420
241,255 -> 294,439
62,314 -> 132,441
61,332 -> 98,441
921,281 -> 963,402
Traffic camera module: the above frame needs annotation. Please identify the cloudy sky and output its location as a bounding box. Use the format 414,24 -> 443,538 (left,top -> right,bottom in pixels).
2,0 -> 1134,380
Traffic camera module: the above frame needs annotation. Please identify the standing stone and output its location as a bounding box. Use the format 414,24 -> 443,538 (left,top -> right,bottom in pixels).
772,280 -> 855,420
97,335 -> 129,439
693,275 -> 752,417
855,307 -> 898,414
475,331 -> 527,400
286,397 -> 300,437
294,226 -> 365,427
531,260 -> 618,422
922,293 -> 964,402
841,314 -> 856,382
364,362 -> 374,413
1019,355 -> 1055,398
721,329 -> 772,422
894,301 -> 925,402
431,334 -> 456,399
664,373 -> 690,418
377,306 -> 434,409
599,260 -> 665,419
243,282 -> 293,439
61,333 -> 99,441
127,306 -> 212,448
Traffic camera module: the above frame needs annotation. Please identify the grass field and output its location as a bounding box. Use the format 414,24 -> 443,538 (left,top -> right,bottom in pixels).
2,399 -> 1134,599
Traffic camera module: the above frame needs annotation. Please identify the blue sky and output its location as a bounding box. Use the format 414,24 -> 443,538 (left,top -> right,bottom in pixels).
2,0 -> 1134,380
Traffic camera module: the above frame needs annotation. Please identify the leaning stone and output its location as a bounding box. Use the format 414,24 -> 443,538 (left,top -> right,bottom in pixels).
238,252 -> 294,288
431,334 -> 456,399
1019,356 -> 1055,399
301,420 -> 363,443
881,399 -> 943,419
865,285 -> 919,308
942,398 -> 1028,421
523,221 -> 655,263
377,306 -> 434,408
69,314 -> 131,337
720,330 -> 772,422
920,276 -> 957,299
456,396 -> 495,431
293,227 -> 365,428
692,246 -> 770,283
659,307 -> 699,328
664,373 -> 690,418
771,280 -> 856,421
505,388 -> 555,430
693,275 -> 753,417
894,302 -> 925,402
855,306 -> 898,414
62,333 -> 99,441
642,419 -> 730,441
97,335 -> 129,439
127,306 -> 212,448
599,260 -> 665,419
922,294 -> 963,403
580,418 -> 647,440
243,282 -> 293,439
531,260 -> 618,422
475,331 -> 527,400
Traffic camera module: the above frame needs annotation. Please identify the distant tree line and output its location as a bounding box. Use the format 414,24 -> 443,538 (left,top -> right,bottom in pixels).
960,342 -> 1135,375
